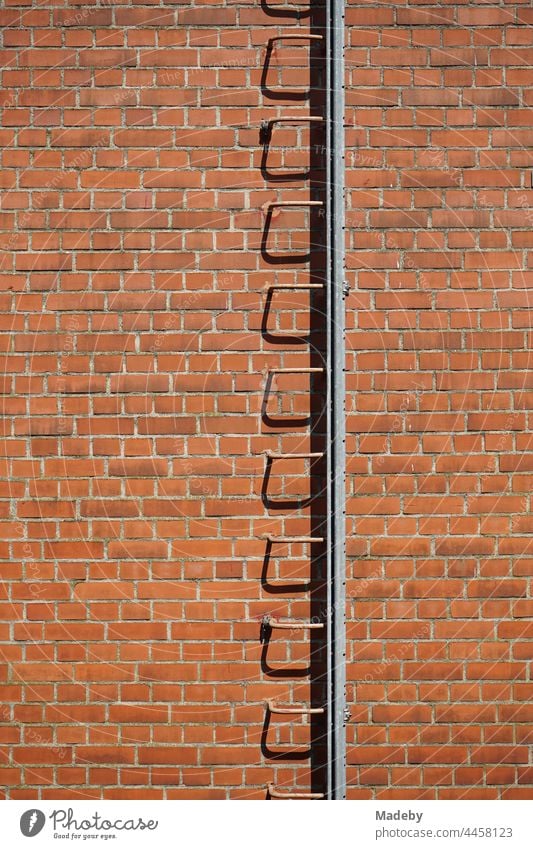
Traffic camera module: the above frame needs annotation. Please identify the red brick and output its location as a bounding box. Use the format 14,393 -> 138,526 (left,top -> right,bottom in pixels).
0,0 -> 530,804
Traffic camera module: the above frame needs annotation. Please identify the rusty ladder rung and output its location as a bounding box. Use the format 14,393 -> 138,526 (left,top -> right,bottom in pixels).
268,783 -> 324,800
270,33 -> 324,42
265,33 -> 324,95
264,116 -> 324,128
265,616 -> 324,631
264,535 -> 324,543
264,282 -> 324,290
268,115 -> 324,123
267,367 -> 324,374
267,200 -> 323,208
265,451 -> 323,460
267,700 -> 324,715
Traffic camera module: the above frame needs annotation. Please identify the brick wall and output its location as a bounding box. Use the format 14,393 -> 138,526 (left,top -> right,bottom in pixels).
0,0 -> 532,800
345,0 -> 533,800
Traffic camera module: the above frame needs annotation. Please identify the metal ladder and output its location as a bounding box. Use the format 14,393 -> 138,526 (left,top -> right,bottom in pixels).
258,0 -> 346,801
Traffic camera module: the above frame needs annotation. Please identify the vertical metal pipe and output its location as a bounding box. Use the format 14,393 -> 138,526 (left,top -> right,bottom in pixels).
325,0 -> 346,800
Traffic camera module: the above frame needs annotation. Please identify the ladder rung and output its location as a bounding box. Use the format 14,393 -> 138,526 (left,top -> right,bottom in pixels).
266,116 -> 324,125
264,535 -> 324,543
264,282 -> 325,290
265,451 -> 324,460
270,33 -> 324,42
267,367 -> 324,374
268,200 -> 324,208
268,783 -> 324,800
268,700 -> 324,715
265,616 -> 324,631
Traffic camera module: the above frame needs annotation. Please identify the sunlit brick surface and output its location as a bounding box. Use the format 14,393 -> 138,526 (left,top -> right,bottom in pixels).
0,0 -> 532,800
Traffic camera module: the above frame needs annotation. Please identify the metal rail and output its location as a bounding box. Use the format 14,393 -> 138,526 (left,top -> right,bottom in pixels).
325,0 -> 347,801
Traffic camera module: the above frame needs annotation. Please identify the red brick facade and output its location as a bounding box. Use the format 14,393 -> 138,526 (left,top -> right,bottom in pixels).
0,0 -> 532,799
